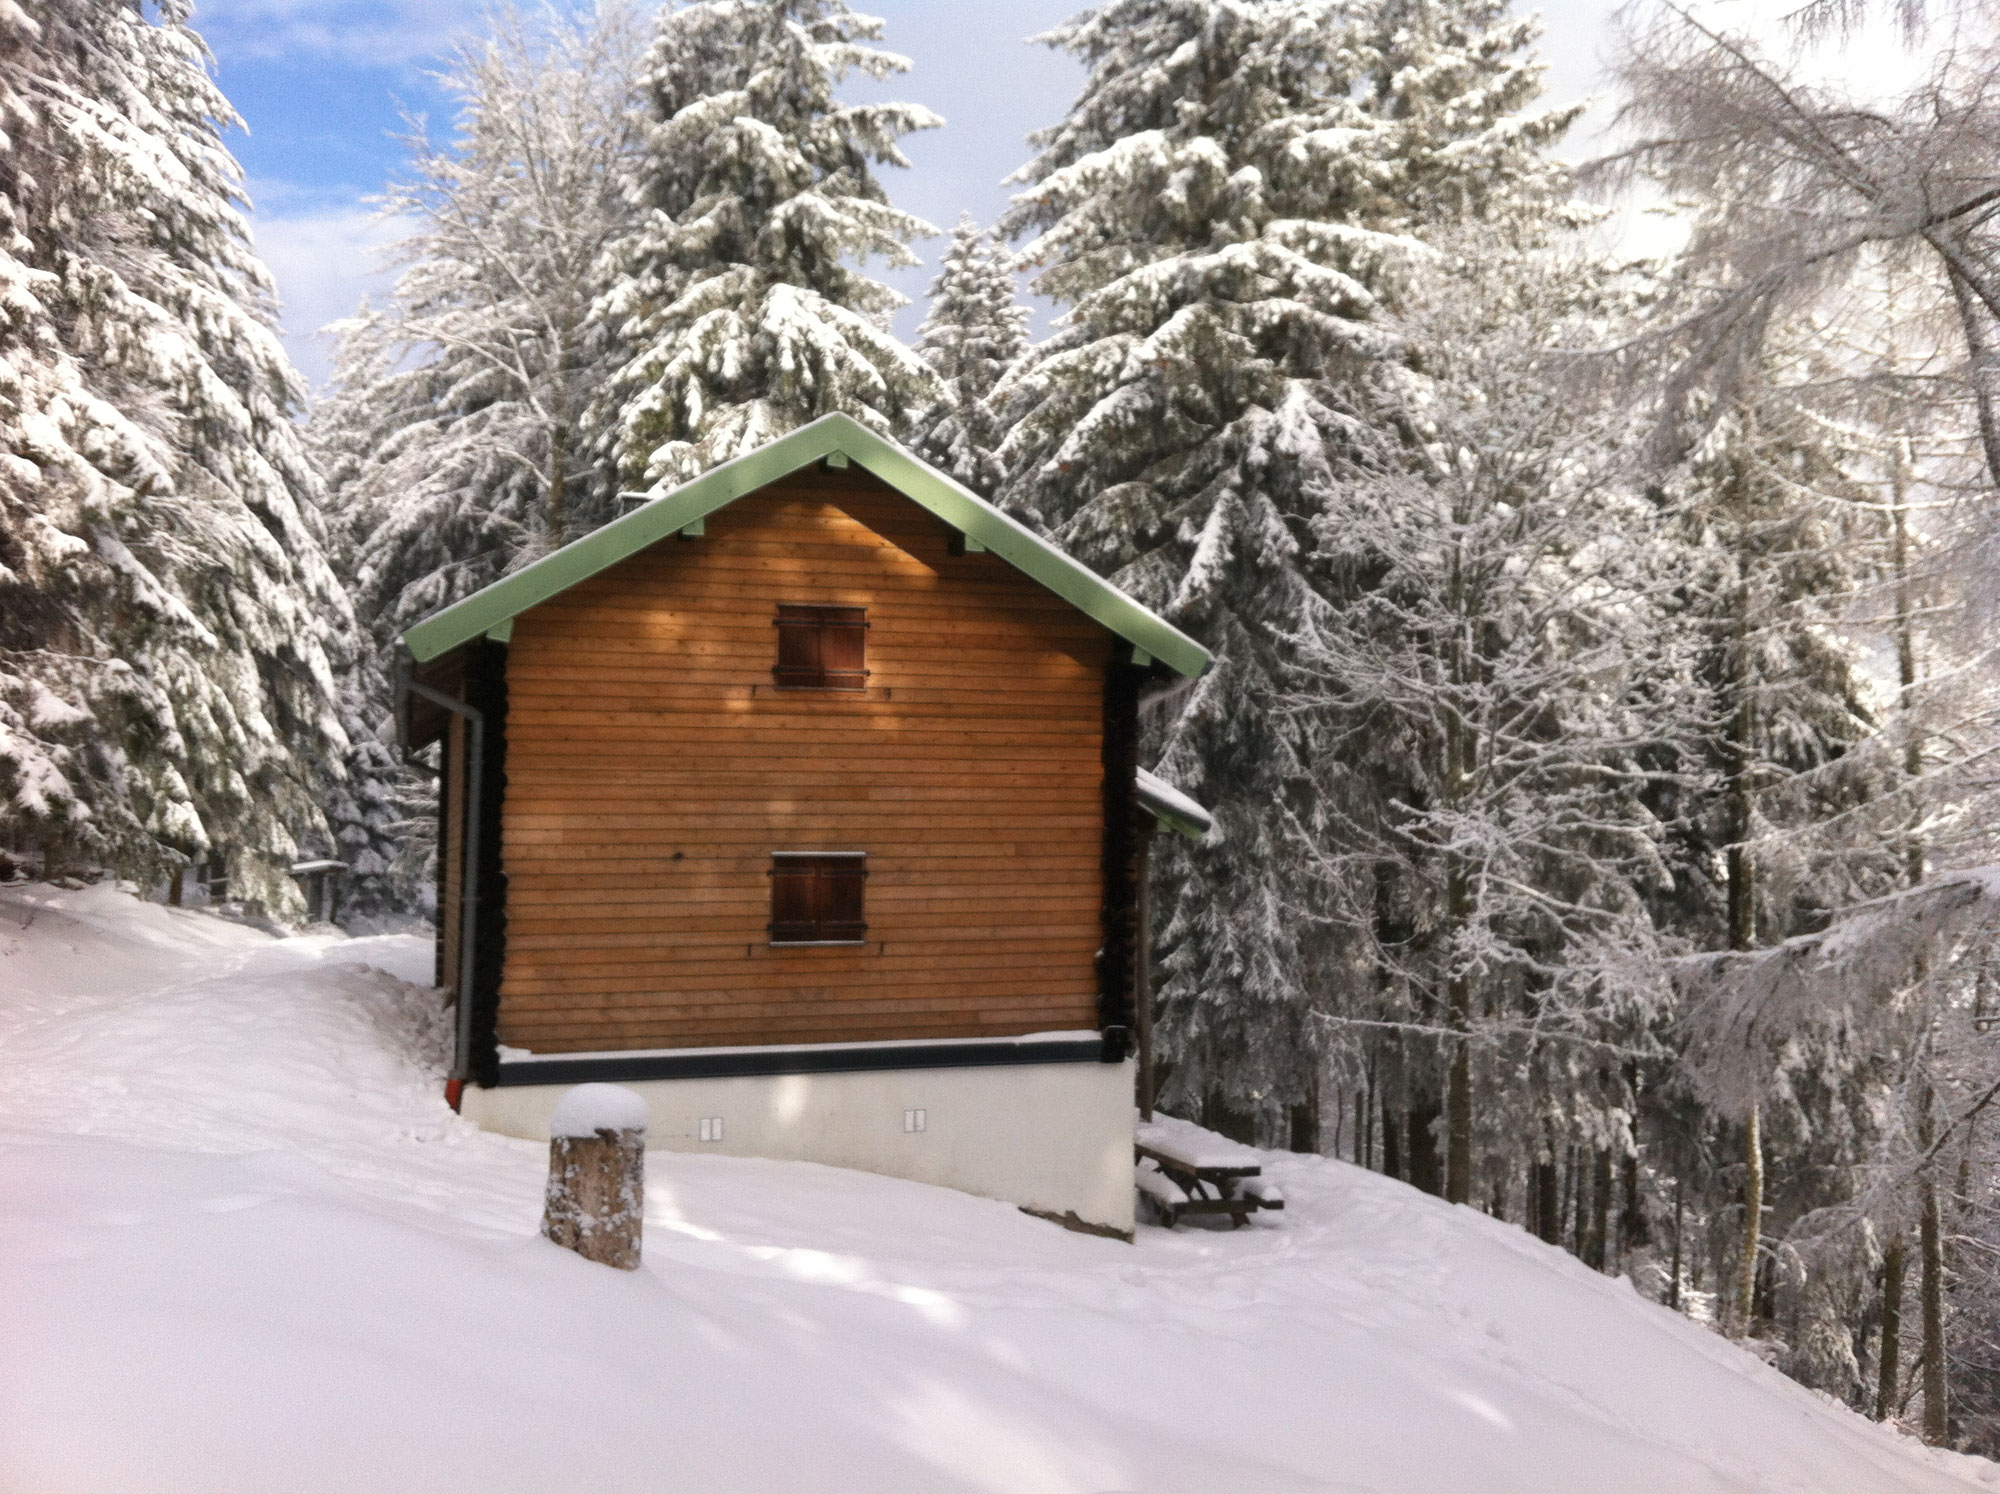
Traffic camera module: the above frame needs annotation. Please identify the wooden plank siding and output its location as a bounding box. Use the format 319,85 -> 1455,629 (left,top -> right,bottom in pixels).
494,467 -> 1114,1054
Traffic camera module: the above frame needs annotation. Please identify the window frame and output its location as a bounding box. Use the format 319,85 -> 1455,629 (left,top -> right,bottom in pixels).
772,604 -> 870,691
767,851 -> 870,947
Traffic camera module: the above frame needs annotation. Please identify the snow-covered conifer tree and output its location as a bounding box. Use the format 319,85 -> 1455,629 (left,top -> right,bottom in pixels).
997,0 -> 1578,1132
912,214 -> 1028,494
593,0 -> 945,491
0,0 -> 350,914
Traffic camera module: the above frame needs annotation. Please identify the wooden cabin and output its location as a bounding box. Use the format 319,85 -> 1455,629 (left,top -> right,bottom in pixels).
396,414 -> 1209,1235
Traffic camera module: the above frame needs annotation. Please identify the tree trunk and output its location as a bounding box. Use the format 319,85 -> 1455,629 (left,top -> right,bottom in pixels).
1446,966 -> 1473,1204
1440,532 -> 1477,1206
1953,1120 -> 1976,1274
1444,854 -> 1475,1203
1670,1173 -> 1685,1310
1889,429 -> 1944,1441
1620,1151 -> 1646,1264
547,374 -> 571,542
1535,1156 -> 1562,1245
1735,1105 -> 1764,1336
1944,260 -> 2000,494
1362,1053 -> 1377,1169
1724,568 -> 1763,1335
1877,1233 -> 1906,1422
1135,823 -> 1155,1122
542,1127 -> 645,1271
168,867 -> 184,907
1918,1091 -> 1949,1444
1288,1069 -> 1320,1154
1560,1147 -> 1575,1252
1381,1098 -> 1403,1181
1588,1150 -> 1613,1272
1569,1146 -> 1586,1257
1889,433 -> 1929,892
1408,1099 -> 1444,1197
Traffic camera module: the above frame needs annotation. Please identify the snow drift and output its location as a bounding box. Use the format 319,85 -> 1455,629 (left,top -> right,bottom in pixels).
0,883 -> 1992,1493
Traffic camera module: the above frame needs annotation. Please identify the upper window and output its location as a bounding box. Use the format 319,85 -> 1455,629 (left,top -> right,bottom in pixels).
769,852 -> 869,945
773,604 -> 868,690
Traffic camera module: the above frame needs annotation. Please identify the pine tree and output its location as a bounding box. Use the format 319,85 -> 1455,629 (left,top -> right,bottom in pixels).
996,0 -> 1578,1131
593,0 -> 945,492
0,0 -> 350,915
912,214 -> 1028,495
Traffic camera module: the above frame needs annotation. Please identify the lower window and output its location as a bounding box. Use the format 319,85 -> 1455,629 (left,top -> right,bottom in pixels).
769,852 -> 868,945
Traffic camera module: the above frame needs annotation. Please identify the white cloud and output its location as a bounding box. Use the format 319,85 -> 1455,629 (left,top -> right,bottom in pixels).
196,0 -> 493,67
246,197 -> 410,387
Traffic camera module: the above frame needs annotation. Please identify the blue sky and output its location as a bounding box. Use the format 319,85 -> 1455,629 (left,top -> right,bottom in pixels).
198,0 -> 1626,387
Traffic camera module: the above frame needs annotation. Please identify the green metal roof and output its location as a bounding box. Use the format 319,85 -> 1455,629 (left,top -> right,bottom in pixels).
1136,768 -> 1213,842
399,413 -> 1211,678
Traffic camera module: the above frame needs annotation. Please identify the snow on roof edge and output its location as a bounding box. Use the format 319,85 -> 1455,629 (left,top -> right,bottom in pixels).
1136,768 -> 1212,841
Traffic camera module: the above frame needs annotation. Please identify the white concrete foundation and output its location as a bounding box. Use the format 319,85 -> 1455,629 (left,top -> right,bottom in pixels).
464,1058 -> 1137,1237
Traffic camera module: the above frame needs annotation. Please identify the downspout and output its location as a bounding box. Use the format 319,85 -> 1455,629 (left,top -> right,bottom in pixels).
396,654 -> 484,1104
1135,815 -> 1156,1121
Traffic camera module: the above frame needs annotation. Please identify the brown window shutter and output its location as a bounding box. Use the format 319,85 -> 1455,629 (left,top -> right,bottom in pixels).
817,607 -> 869,690
819,858 -> 869,941
773,605 -> 824,688
769,859 -> 819,943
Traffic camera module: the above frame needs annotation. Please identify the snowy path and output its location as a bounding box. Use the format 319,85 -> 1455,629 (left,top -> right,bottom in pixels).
1,884 -> 1993,1494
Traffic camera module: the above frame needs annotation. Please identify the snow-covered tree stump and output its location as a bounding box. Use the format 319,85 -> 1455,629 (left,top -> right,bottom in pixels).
541,1084 -> 647,1270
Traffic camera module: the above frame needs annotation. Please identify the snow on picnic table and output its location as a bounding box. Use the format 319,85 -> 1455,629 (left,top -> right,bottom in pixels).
1,883 -> 1995,1494
1137,1110 -> 1265,1172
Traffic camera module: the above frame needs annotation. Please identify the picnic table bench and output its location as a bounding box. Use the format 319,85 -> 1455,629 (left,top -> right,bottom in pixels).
1134,1113 -> 1285,1229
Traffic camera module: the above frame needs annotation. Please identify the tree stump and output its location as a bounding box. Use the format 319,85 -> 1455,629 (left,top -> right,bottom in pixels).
541,1084 -> 647,1270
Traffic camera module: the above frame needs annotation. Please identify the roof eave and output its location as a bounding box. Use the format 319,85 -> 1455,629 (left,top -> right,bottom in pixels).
399,414 -> 1212,679
401,421 -> 839,664
1136,768 -> 1213,843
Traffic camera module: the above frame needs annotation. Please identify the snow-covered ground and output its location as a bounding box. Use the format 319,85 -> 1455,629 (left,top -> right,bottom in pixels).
2,884 -> 1993,1494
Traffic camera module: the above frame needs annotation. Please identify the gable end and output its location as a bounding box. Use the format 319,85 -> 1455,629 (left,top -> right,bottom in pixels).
399,415 -> 1210,679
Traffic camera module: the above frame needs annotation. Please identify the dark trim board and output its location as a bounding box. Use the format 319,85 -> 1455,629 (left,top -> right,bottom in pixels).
491,1034 -> 1116,1087
1098,660 -> 1143,1037
465,637 -> 510,1089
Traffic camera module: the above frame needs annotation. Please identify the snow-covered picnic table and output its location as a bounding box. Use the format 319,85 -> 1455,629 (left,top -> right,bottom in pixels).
1134,1113 -> 1285,1229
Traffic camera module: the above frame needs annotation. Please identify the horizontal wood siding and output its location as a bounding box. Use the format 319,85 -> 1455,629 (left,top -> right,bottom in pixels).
497,469 -> 1112,1053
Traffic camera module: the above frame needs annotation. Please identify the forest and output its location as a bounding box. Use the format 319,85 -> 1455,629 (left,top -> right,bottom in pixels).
2,0 -> 1998,1456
